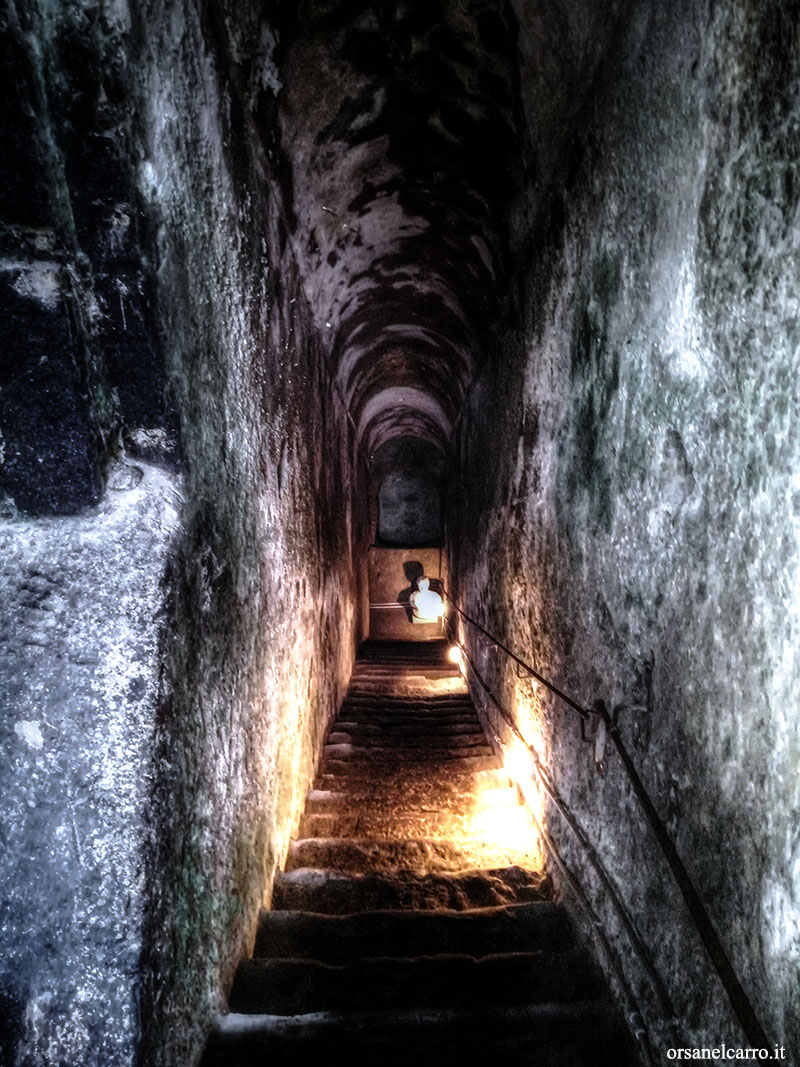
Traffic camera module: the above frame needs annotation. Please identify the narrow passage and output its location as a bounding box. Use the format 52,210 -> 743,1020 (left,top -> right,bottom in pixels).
203,641 -> 635,1065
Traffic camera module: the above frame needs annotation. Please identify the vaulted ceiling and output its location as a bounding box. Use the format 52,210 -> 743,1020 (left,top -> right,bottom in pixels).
274,0 -> 520,461
269,0 -> 624,465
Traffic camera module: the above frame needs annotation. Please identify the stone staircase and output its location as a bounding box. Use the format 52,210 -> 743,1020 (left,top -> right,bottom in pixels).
202,640 -> 636,1066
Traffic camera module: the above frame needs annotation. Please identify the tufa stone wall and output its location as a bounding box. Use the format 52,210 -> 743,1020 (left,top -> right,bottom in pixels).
449,0 -> 800,1059
0,464 -> 180,1067
2,1 -> 180,1063
1,1 -> 368,1065
133,0 -> 369,1062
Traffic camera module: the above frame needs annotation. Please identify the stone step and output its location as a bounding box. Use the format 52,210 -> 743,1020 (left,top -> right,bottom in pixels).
339,697 -> 476,708
272,866 -> 551,914
333,711 -> 481,727
357,643 -> 450,657
253,901 -> 574,962
355,650 -> 452,659
299,804 -> 526,839
229,948 -> 599,1015
345,682 -> 467,699
324,739 -> 494,755
285,837 -> 541,875
353,663 -> 456,671
317,773 -> 495,789
298,806 -> 494,840
331,721 -> 483,737
356,646 -> 446,654
353,667 -> 458,679
337,712 -> 477,726
355,661 -> 452,670
302,794 -> 536,841
306,773 -> 516,804
351,659 -> 459,668
324,737 -> 493,757
327,730 -> 487,746
321,753 -> 503,775
202,1001 -> 632,1067
318,764 -> 501,784
350,678 -> 462,692
310,767 -> 513,802
332,719 -> 481,735
342,695 -> 474,709
339,704 -> 476,715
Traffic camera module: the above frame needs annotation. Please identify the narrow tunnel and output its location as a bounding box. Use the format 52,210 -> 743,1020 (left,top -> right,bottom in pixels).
2,1 -> 799,1065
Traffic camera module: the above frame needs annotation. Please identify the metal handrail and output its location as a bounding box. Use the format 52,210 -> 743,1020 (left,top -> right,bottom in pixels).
441,586 -> 771,1051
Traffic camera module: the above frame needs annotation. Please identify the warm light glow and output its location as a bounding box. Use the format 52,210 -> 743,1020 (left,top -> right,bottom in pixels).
502,736 -> 546,840
504,738 -> 536,787
393,675 -> 468,699
376,753 -> 547,873
467,804 -> 536,848
474,786 -> 520,810
455,788 -> 544,871
448,644 -> 463,664
511,683 -> 548,752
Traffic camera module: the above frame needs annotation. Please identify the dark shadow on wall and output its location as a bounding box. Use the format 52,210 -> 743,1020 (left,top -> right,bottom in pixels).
397,559 -> 424,620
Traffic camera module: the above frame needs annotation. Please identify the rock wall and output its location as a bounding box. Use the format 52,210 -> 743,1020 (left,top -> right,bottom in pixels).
1,1 -> 368,1065
0,465 -> 180,1067
449,0 -> 800,1059
134,4 -> 369,1062
1,0 -> 178,514
2,2 -> 181,1063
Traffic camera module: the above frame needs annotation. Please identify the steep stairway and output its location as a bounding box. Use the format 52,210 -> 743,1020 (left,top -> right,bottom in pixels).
202,640 -> 636,1066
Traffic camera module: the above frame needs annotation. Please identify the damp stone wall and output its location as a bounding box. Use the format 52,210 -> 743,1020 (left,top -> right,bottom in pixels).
1,3 -> 368,1066
449,0 -> 800,1058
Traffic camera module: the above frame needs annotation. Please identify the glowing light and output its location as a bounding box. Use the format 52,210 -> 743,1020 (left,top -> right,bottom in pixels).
458,792 -> 544,871
502,736 -> 547,843
476,786 -> 522,811
423,757 -> 547,873
504,738 -> 536,787
448,644 -> 463,664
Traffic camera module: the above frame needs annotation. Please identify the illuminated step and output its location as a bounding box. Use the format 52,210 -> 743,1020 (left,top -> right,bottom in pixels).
299,803 -> 525,840
321,753 -> 503,774
338,712 -> 478,724
305,781 -> 519,815
271,866 -> 552,914
324,735 -> 492,753
342,696 -> 474,708
331,721 -> 484,736
310,766 -> 512,801
285,836 -> 542,875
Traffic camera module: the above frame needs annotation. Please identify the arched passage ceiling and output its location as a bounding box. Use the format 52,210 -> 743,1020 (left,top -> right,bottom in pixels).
268,0 -> 625,463
274,0 -> 521,461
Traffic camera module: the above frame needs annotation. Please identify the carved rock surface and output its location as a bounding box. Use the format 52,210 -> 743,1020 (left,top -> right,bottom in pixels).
449,0 -> 800,1057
